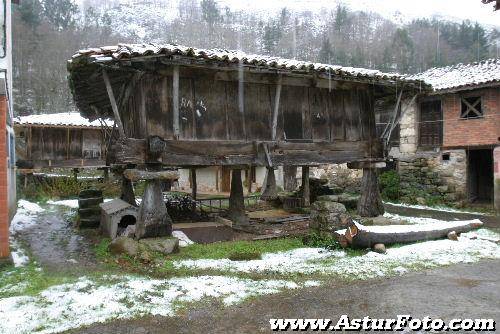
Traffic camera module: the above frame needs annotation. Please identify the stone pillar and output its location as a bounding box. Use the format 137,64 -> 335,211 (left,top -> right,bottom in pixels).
136,179 -> 172,239
260,167 -> 278,201
399,98 -> 418,156
121,175 -> 136,206
302,166 -> 310,207
494,146 -> 500,213
283,165 -> 298,191
228,169 -> 247,224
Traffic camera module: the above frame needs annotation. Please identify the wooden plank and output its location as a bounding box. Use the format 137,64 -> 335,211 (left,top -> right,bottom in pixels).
172,65 -> 180,138
102,70 -> 126,137
179,77 -> 195,139
344,90 -> 361,141
194,78 -> 227,140
272,77 -> 282,140
225,81 -> 246,140
330,90 -> 345,140
302,166 -> 310,207
281,86 -> 304,140
244,83 -> 272,140
309,88 -> 330,141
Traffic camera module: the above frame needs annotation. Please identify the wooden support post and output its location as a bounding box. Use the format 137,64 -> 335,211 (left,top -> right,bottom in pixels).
301,166 -> 310,207
102,70 -> 126,138
228,169 -> 247,224
283,166 -> 297,191
358,168 -> 385,217
172,65 -> 180,139
136,179 -> 173,239
66,128 -> 70,160
190,167 -> 197,200
121,175 -> 137,206
272,76 -> 282,140
247,168 -> 252,194
261,167 -> 278,201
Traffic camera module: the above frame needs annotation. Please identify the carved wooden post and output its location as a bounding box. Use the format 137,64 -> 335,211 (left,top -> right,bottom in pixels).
283,166 -> 297,191
358,168 -> 385,217
228,169 -> 247,224
302,166 -> 310,207
261,167 -> 278,201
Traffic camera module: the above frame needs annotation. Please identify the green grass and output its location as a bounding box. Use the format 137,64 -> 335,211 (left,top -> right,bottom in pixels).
166,237 -> 304,261
0,263 -> 77,298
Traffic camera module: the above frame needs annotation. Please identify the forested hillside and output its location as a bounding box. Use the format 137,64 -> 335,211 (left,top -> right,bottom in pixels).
13,0 -> 500,115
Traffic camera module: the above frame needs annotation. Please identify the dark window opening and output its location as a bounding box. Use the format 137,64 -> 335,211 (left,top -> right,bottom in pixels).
442,153 -> 450,161
461,96 -> 483,119
419,100 -> 442,147
118,215 -> 136,229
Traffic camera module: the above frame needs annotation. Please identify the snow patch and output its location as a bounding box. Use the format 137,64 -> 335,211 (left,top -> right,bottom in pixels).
47,199 -> 79,209
10,200 -> 45,234
174,229 -> 500,279
385,202 -> 486,215
0,275 -> 306,334
172,230 -> 194,247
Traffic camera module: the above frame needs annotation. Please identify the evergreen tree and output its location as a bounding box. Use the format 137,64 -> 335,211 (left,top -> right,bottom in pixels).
318,37 -> 333,64
43,0 -> 78,30
201,0 -> 221,34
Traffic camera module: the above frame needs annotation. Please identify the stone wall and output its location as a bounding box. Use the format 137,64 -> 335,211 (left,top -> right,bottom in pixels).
398,150 -> 467,204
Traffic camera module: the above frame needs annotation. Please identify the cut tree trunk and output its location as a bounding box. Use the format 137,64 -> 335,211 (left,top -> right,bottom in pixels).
261,167 -> 278,201
283,166 -> 298,191
228,169 -> 248,224
121,175 -> 137,206
339,219 -> 483,249
357,168 -> 384,217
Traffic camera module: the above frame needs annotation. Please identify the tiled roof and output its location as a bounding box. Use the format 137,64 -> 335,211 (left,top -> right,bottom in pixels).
14,112 -> 114,128
69,43 -> 425,86
406,59 -> 500,92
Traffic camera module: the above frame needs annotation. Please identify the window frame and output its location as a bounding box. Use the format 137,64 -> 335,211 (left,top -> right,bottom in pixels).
418,98 -> 443,148
460,95 -> 484,119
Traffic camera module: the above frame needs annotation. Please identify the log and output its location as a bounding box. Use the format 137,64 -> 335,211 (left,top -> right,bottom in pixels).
123,169 -> 179,182
357,168 -> 384,217
302,166 -> 310,207
339,219 -> 484,249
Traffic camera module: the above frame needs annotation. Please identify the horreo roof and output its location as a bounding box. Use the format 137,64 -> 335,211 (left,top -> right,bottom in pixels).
405,58 -> 500,93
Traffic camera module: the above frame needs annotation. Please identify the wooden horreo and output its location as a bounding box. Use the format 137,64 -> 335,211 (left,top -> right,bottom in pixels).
68,44 -> 425,234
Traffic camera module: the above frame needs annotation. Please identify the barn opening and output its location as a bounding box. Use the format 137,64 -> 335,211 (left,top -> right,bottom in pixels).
467,148 -> 493,203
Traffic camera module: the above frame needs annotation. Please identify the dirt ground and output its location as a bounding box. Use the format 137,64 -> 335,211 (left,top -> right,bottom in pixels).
67,259 -> 500,334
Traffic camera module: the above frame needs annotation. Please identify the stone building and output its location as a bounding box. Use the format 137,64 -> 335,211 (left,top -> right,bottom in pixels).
390,59 -> 500,210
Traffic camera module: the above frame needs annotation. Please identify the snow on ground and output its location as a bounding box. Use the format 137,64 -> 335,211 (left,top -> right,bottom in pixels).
385,202 -> 487,215
356,219 -> 482,234
0,275 -> 316,334
172,230 -> 194,247
174,229 -> 500,279
383,212 -> 463,224
47,199 -> 80,209
10,200 -> 45,234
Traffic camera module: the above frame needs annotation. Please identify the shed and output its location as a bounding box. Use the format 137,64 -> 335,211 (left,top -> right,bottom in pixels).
100,198 -> 138,239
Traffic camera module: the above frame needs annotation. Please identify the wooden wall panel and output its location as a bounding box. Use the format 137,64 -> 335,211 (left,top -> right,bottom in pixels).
30,128 -> 43,160
244,83 -> 272,140
179,77 -> 195,139
145,75 -> 173,139
344,90 -> 361,141
309,88 -> 330,141
225,81 -> 246,140
69,129 -> 83,159
194,78 -> 227,140
281,86 -> 306,140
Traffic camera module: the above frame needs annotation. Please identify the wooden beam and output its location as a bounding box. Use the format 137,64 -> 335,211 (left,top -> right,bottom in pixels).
102,70 -> 126,138
111,137 -> 384,167
347,161 -> 386,169
123,169 -> 179,181
272,76 -> 282,140
172,65 -> 180,138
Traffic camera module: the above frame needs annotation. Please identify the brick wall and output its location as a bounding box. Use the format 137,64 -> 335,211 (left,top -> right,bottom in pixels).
443,87 -> 500,148
0,95 -> 9,259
